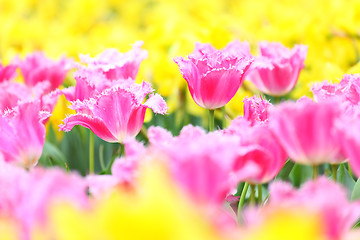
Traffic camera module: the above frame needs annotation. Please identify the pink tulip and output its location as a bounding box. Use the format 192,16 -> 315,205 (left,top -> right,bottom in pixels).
62,67 -> 110,102
15,52 -> 73,93
312,74 -> 360,104
18,167 -> 88,236
269,98 -> 344,165
0,63 -> 17,82
148,125 -> 239,205
243,95 -> 272,126
248,42 -> 307,96
60,82 -> 167,143
0,82 -> 32,111
174,41 -> 253,109
224,117 -> 287,184
79,41 -> 147,80
312,74 -> 360,116
337,109 -> 360,177
267,177 -> 360,240
0,160 -> 88,239
87,138 -> 146,196
0,100 -> 49,168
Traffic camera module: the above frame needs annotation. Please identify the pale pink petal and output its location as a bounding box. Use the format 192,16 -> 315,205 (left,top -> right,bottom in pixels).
144,94 -> 168,114
248,42 -> 307,96
269,99 -> 343,165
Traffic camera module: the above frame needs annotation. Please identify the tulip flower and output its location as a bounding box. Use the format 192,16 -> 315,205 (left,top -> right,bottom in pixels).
0,63 -> 17,82
0,100 -> 49,168
269,98 -> 344,165
148,125 -> 241,205
15,52 -> 73,93
79,41 -> 148,81
174,41 -> 253,110
248,42 -> 307,96
312,74 -> 360,115
243,95 -> 272,126
227,118 -> 287,184
266,177 -> 360,240
60,82 -> 167,143
337,109 -> 360,178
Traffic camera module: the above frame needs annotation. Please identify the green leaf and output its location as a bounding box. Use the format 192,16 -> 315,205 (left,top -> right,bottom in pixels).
338,164 -> 355,198
351,178 -> 360,201
276,160 -> 295,181
289,164 -> 312,187
38,141 -> 67,168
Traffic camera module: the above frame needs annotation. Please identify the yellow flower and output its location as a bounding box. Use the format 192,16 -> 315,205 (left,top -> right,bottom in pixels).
41,161 -> 229,240
242,207 -> 328,240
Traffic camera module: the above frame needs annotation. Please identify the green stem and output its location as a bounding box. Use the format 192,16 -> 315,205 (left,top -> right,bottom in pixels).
274,96 -> 281,104
139,125 -> 149,143
237,182 -> 249,224
106,143 -> 125,174
89,132 -> 94,174
99,144 -> 106,171
208,109 -> 215,132
222,106 -> 226,129
258,184 -> 262,204
250,184 -> 256,205
332,164 -> 338,181
313,165 -> 318,179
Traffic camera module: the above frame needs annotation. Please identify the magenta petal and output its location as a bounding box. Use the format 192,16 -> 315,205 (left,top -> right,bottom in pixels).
60,114 -> 118,142
125,106 -> 147,139
175,42 -> 253,109
0,64 -> 17,82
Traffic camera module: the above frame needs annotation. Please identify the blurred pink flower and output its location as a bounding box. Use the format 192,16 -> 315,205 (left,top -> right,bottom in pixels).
269,98 -> 344,165
15,52 -> 73,93
174,41 -> 253,109
248,42 -> 307,96
0,63 -> 17,82
0,161 -> 88,239
225,117 -> 287,184
62,67 -> 110,102
312,74 -> 360,104
0,80 -> 62,118
60,82 -> 167,143
337,109 -> 360,177
0,100 -> 49,168
267,177 -> 360,240
18,167 -> 88,236
87,138 -> 146,197
243,95 -> 272,126
149,125 -> 239,205
312,74 -> 360,115
80,41 -> 147,81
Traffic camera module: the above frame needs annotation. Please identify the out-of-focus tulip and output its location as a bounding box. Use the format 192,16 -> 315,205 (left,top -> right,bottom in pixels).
15,52 -> 73,93
0,64 -> 17,83
243,95 -> 272,126
0,100 -> 49,168
79,41 -> 147,81
248,42 -> 307,96
269,98 -> 344,165
224,117 -> 287,184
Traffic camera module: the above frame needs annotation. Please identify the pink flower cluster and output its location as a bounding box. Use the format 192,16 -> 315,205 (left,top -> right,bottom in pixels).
0,160 -> 88,239
0,52 -> 72,168
1,39 -> 360,239
60,41 -> 168,143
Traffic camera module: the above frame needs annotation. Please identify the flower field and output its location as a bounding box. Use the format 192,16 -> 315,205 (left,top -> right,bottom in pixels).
1,0 -> 360,239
